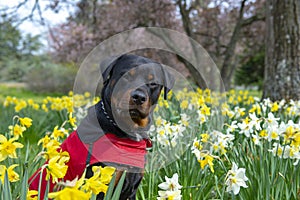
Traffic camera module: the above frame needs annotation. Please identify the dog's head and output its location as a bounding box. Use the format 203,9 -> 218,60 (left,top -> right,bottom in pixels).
100,54 -> 174,131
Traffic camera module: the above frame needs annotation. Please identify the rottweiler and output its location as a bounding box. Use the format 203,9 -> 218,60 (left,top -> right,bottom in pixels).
29,54 -> 174,200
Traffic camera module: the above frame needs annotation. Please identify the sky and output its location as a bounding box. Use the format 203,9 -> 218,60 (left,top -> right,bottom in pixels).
0,0 -> 74,45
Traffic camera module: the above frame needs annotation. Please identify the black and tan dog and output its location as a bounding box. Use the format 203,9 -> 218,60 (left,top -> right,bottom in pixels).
29,54 -> 174,200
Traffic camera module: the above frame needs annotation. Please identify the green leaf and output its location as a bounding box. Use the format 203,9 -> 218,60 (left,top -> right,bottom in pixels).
104,173 -> 117,200
3,171 -> 12,200
20,167 -> 28,200
111,171 -> 126,200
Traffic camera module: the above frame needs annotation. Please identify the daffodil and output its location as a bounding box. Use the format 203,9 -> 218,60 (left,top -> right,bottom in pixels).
157,190 -> 182,200
45,154 -> 70,183
14,100 -> 27,112
81,166 -> 115,195
27,190 -> 38,200
158,173 -> 182,191
0,134 -> 24,161
38,135 -> 52,149
0,164 -> 20,183
271,101 -> 279,112
225,162 -> 248,195
9,124 -> 26,139
69,112 -> 77,128
98,166 -> 115,184
158,173 -> 182,200
51,126 -> 67,139
48,187 -> 90,200
200,133 -> 210,143
198,153 -> 214,173
42,140 -> 62,160
19,117 -> 33,128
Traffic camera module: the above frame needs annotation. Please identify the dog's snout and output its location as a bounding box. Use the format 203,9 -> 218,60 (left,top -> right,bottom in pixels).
131,90 -> 147,105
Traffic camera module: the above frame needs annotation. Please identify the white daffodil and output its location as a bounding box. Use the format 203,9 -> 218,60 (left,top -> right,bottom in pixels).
251,134 -> 261,145
238,119 -> 253,137
158,173 -> 182,200
264,112 -> 280,127
158,173 -> 182,191
226,121 -> 238,134
157,190 -> 182,200
249,113 -> 262,131
225,162 -> 249,195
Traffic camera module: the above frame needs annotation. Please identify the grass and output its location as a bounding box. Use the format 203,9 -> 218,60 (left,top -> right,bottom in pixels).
0,83 -> 63,102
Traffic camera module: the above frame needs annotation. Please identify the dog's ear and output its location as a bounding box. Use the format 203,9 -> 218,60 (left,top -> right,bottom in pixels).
161,67 -> 175,100
100,55 -> 122,85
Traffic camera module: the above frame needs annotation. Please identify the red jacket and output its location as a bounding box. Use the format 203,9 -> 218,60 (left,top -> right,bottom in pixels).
29,131 -> 149,198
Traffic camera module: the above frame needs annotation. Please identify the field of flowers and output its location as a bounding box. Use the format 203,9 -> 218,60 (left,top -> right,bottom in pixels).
0,89 -> 299,200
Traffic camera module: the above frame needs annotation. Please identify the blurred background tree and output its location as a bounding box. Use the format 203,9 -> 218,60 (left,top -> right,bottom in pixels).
0,15 -> 42,82
263,0 -> 300,100
1,0 -> 298,100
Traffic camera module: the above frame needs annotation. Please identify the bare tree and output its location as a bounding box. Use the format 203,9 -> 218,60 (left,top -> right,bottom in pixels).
263,0 -> 300,100
176,0 -> 265,90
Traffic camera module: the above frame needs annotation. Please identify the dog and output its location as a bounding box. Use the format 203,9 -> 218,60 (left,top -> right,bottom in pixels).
29,54 -> 174,200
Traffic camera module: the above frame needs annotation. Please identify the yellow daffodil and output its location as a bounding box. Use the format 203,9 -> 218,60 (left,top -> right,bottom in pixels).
82,166 -> 115,195
9,124 -> 26,139
0,134 -> 24,161
51,126 -> 67,139
199,153 -> 214,173
19,117 -> 33,128
200,133 -> 210,143
38,135 -> 52,149
98,166 -> 115,184
291,131 -> 300,147
45,154 -> 70,183
27,190 -> 38,200
180,100 -> 189,109
69,112 -> 77,127
0,164 -> 20,183
82,176 -> 108,195
259,130 -> 268,138
48,187 -> 90,200
42,104 -> 49,112
0,165 -> 5,183
271,102 -> 279,112
200,104 -> 211,116
14,100 -> 27,112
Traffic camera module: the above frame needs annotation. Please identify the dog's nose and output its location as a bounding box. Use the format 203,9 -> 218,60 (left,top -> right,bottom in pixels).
131,90 -> 147,105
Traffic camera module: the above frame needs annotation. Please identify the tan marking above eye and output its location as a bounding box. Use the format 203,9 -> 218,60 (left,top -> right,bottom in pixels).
129,69 -> 136,76
148,74 -> 154,80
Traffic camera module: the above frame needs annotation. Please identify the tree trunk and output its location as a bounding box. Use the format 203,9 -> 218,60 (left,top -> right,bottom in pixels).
263,0 -> 300,101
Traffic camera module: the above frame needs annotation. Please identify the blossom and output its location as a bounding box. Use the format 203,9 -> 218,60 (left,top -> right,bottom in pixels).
226,121 -> 238,134
249,113 -> 262,131
199,153 -> 214,173
158,173 -> 182,200
81,166 -> 115,195
225,162 -> 248,195
48,187 -> 90,200
9,124 -> 26,139
200,133 -> 210,143
51,126 -> 68,140
157,190 -> 182,200
69,112 -> 77,128
238,117 -> 253,137
158,173 -> 182,191
45,154 -> 70,183
0,164 -> 20,183
19,117 -> 33,128
27,190 -> 38,200
0,134 -> 24,161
